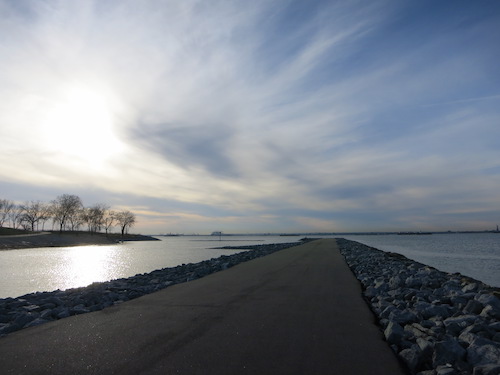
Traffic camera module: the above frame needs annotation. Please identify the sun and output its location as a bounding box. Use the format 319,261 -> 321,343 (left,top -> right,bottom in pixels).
41,85 -> 124,168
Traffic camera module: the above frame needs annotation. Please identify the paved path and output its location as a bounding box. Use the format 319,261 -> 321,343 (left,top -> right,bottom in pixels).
0,239 -> 407,374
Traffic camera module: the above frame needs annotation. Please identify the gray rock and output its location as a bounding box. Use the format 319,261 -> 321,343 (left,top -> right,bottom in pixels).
432,338 -> 466,367
384,321 -> 405,345
435,364 -> 457,375
472,364 -> 500,375
459,331 -> 478,346
406,323 -> 434,339
389,309 -> 418,324
24,318 -> 49,328
444,315 -> 477,335
464,300 -> 485,315
399,346 -> 421,373
492,333 -> 500,344
462,283 -> 479,293
13,312 -> 38,328
422,305 -> 452,320
481,305 -> 500,320
476,294 -> 500,311
467,337 -> 500,367
417,338 -> 434,368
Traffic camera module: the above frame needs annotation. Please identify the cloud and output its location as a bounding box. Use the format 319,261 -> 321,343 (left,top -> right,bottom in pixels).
1,0 -> 499,233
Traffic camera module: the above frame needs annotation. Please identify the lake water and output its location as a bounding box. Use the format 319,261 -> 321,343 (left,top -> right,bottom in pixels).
341,233 -> 500,288
1,233 -> 499,299
0,235 -> 302,299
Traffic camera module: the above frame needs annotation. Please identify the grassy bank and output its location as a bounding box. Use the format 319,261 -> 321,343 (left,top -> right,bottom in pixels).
0,229 -> 159,250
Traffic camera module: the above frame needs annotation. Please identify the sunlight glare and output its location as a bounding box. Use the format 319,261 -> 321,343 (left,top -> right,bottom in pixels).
42,85 -> 124,168
63,246 -> 116,289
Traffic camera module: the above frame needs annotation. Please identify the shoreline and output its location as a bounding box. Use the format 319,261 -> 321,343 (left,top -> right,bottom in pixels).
337,238 -> 500,374
0,241 -> 300,337
0,232 -> 159,250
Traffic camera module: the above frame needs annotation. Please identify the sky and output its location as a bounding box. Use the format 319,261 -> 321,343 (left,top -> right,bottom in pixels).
1,0 -> 499,234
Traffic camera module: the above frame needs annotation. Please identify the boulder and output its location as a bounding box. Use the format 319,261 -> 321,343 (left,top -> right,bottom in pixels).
435,365 -> 457,375
422,305 -> 452,320
389,309 -> 418,325
472,364 -> 500,375
399,346 -> 421,373
444,315 -> 477,336
432,338 -> 466,367
467,339 -> 500,367
384,321 -> 405,345
464,300 -> 485,315
481,305 -> 500,320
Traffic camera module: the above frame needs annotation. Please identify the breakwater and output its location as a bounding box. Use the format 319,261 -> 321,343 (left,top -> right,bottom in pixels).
0,242 -> 300,337
337,238 -> 500,375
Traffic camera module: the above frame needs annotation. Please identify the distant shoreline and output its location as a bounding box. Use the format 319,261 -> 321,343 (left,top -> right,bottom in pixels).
0,231 -> 159,250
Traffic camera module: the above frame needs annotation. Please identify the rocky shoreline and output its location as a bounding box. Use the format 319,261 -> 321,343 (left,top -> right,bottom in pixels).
0,242 -> 300,337
337,238 -> 500,375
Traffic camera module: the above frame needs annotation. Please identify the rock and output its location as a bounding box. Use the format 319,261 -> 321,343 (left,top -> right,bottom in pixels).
416,338 -> 434,369
464,300 -> 485,315
492,333 -> 500,344
472,364 -> 500,375
39,309 -> 53,320
481,305 -> 500,320
422,305 -> 452,320
336,238 -> 500,375
476,294 -> 500,311
385,321 -> 405,345
399,346 -> 421,373
467,339 -> 500,367
444,315 -> 477,335
459,331 -> 478,346
389,309 -> 418,325
24,318 -> 49,328
406,323 -> 434,339
432,338 -> 466,367
462,283 -> 479,293
22,304 -> 41,312
406,275 -> 423,289
13,312 -> 38,328
56,309 -> 70,319
435,364 -> 457,375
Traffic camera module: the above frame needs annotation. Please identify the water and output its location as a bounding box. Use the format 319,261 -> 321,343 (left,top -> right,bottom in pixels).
0,235 -> 302,299
341,233 -> 500,288
1,233 -> 499,299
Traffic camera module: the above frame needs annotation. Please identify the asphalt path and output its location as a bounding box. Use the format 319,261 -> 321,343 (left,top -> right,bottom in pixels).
0,239 -> 407,374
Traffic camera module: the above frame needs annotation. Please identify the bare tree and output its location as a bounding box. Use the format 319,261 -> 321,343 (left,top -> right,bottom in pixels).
10,204 -> 25,229
38,203 -> 52,231
102,209 -> 115,235
115,210 -> 136,236
20,201 -> 48,231
82,204 -> 107,233
0,199 -> 15,227
51,194 -> 83,232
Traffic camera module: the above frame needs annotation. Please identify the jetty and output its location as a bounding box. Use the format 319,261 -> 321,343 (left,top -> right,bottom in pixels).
0,239 -> 406,374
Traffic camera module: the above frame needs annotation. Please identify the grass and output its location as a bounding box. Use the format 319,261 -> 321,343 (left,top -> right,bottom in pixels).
0,227 -> 34,236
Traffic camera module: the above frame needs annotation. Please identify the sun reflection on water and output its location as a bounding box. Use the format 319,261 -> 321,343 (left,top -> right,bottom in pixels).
57,245 -> 119,291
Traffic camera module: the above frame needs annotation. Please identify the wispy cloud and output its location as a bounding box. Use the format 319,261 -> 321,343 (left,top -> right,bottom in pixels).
1,0 -> 499,233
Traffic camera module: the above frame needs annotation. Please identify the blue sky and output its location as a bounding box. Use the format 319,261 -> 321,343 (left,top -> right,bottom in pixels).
1,0 -> 499,234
